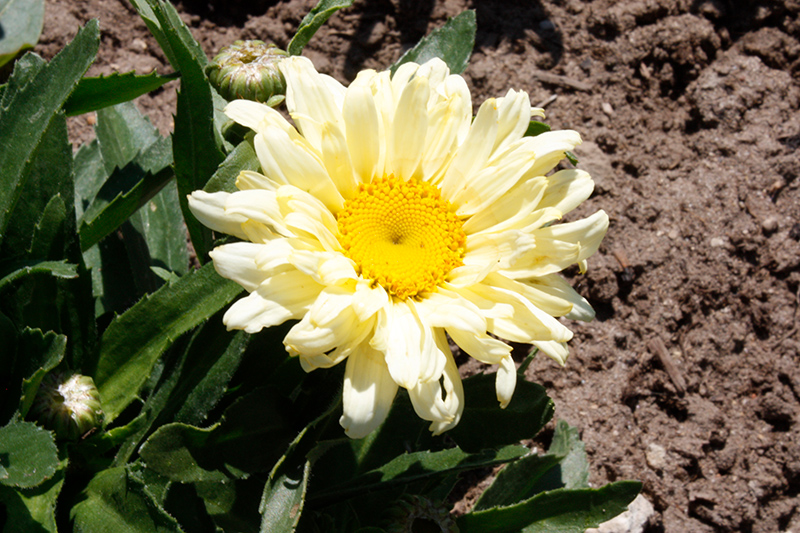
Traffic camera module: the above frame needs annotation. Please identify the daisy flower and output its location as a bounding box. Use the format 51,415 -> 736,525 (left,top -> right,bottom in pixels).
188,56 -> 608,438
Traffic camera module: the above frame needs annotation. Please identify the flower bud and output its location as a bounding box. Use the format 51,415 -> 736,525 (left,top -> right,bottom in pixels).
206,40 -> 288,105
384,495 -> 459,533
30,371 -> 104,440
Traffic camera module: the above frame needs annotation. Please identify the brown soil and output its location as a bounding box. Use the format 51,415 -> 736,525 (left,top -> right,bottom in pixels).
37,0 -> 800,531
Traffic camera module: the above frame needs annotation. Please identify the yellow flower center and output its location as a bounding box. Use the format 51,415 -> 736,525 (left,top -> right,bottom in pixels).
338,175 -> 466,300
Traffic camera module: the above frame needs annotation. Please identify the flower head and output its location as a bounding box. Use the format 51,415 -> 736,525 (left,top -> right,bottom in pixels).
189,57 -> 608,438
30,371 -> 104,440
206,40 -> 288,105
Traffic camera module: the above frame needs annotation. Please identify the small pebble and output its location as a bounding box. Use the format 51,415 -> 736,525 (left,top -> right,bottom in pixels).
602,102 -> 614,116
585,494 -> 655,533
710,237 -> 725,247
646,443 -> 667,471
761,216 -> 778,234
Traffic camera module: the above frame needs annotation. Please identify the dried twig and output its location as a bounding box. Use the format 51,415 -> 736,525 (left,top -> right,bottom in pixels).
648,337 -> 686,395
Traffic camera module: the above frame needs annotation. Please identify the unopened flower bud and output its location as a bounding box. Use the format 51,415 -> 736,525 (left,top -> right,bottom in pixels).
385,495 -> 459,533
206,40 -> 288,105
30,371 -> 104,440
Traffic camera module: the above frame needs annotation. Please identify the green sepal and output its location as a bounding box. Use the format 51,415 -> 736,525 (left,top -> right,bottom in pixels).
391,10 -> 476,75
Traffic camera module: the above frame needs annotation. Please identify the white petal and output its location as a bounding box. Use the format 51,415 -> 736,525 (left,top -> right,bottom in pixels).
224,189 -> 289,237
389,75 -> 429,180
372,301 -> 421,389
225,99 -> 285,133
440,98 -> 498,202
351,282 -> 389,321
493,89 -> 531,155
429,346 -> 464,435
343,72 -> 381,184
532,340 -> 570,366
235,170 -> 280,192
538,169 -> 595,216
320,120 -> 357,199
340,344 -> 398,439
222,270 -> 322,333
525,130 -> 582,177
280,56 -> 345,151
496,356 -> 517,408
448,329 -> 512,365
461,175 -> 548,235
208,242 -> 269,292
541,210 -> 609,264
187,191 -> 248,240
525,274 -> 596,321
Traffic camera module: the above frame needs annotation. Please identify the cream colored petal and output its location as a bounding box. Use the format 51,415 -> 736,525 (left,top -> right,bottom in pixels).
493,89 -> 531,154
501,236 -> 580,279
416,58 -> 449,95
343,73 -> 381,184
525,274 -> 596,322
351,282 -> 389,321
285,286 -> 368,357
446,263 -> 497,288
278,186 -> 341,251
222,270 -> 322,333
428,342 -> 464,435
541,210 -> 609,264
464,230 -> 536,272
255,127 -> 344,212
389,75 -> 429,180
532,340 -> 570,366
470,278 -> 573,343
340,344 -> 398,439
440,98 -> 498,202
489,274 -> 573,318
407,299 -> 446,384
496,356 -> 517,408
417,290 -> 486,333
453,137 -> 536,217
289,250 -> 357,285
525,130 -> 582,177
448,328 -> 512,365
208,242 -> 269,292
253,239 -> 295,274
408,378 -> 453,426
223,189 -> 287,235
235,170 -> 280,192
320,120 -> 358,199
224,99 -> 280,132
187,191 -> 248,240
538,169 -> 595,216
419,94 -> 466,182
461,175 -> 548,235
446,284 -> 514,320
372,301 -> 421,389
280,56 -> 345,151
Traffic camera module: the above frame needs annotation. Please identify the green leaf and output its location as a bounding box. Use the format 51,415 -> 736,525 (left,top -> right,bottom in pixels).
94,101 -> 165,173
457,481 -> 642,533
0,421 -> 58,489
309,445 -> 528,509
391,10 -> 476,75
260,455 -> 310,532
131,181 -> 189,276
78,159 -> 174,252
0,111 -> 74,262
64,71 -> 179,116
0,455 -> 66,533
128,0 -> 224,260
474,454 -> 563,511
547,420 -> 589,490
448,374 -> 554,453
140,387 -> 295,483
15,328 -> 67,418
0,19 -> 98,246
0,260 -> 78,291
524,121 -> 551,137
71,466 -> 183,533
0,0 -> 45,67
287,0 -> 354,56
204,138 -> 260,194
94,262 -> 243,423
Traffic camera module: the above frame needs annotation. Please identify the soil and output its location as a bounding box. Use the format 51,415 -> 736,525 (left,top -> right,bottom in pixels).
34,0 -> 800,531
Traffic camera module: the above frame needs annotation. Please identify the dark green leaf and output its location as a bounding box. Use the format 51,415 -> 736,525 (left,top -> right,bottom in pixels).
0,20 -> 98,246
131,181 -> 189,277
94,101 -> 164,173
0,455 -> 66,533
0,112 -> 74,261
78,160 -> 174,252
93,262 -> 243,422
391,10 -> 476,75
140,387 -> 295,483
15,328 -> 67,418
309,445 -> 528,509
287,0 -> 354,56
204,138 -> 260,194
128,0 -> 224,260
71,466 -> 183,533
474,454 -> 563,511
457,481 -> 642,533
0,0 -> 45,67
0,421 -> 58,488
566,151 -> 578,166
524,121 -> 551,137
260,456 -> 310,532
448,374 -> 554,453
0,260 -> 78,291
64,71 -> 179,116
